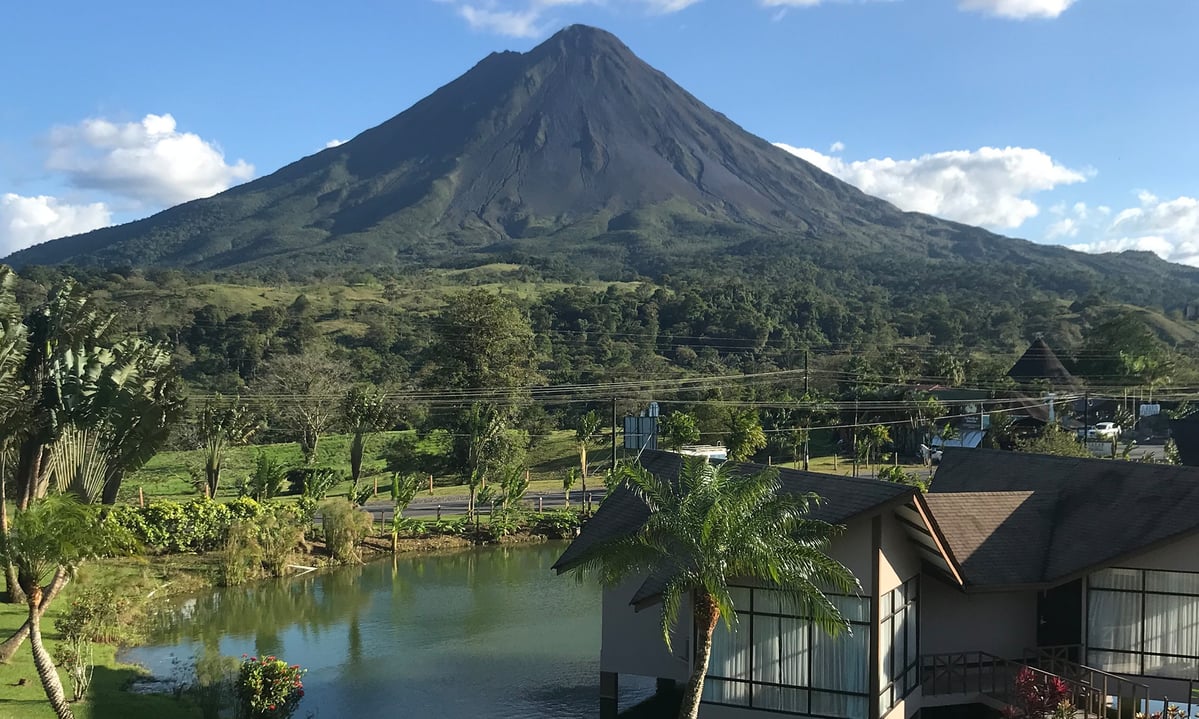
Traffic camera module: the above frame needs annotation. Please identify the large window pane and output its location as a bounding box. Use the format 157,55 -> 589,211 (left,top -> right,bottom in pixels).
833,595 -> 871,623
756,685 -> 808,713
1145,594 -> 1199,659
1088,590 -> 1141,651
813,624 -> 869,693
1147,570 -> 1199,595
753,615 -> 781,684
1087,650 -> 1140,675
702,677 -> 749,706
710,621 -> 751,679
780,617 -> 809,688
812,691 -> 868,719
1091,568 -> 1142,590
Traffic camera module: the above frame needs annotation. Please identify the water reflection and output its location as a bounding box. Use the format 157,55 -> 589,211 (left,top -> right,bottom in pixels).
124,543 -> 657,718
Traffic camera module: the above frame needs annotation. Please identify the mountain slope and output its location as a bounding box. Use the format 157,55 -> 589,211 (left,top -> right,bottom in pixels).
7,25 -> 1199,311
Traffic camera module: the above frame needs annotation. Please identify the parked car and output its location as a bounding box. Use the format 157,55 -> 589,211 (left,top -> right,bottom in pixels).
1079,422 -> 1121,440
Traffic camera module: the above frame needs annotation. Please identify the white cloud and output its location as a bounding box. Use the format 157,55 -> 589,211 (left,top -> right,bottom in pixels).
957,0 -> 1076,19
0,193 -> 111,256
1068,193 -> 1199,266
325,139 -> 346,149
775,143 -> 1086,229
46,113 -> 254,207
828,140 -> 845,153
458,5 -> 546,37
445,0 -> 700,37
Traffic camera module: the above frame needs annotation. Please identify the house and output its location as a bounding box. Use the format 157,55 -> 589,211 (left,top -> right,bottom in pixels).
555,448 -> 1199,719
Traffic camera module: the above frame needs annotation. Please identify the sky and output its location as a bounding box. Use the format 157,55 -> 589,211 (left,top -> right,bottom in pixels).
2,0 -> 1197,265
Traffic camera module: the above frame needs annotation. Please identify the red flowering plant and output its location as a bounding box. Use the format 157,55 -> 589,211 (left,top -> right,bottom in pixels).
1002,667 -> 1071,719
236,654 -> 307,719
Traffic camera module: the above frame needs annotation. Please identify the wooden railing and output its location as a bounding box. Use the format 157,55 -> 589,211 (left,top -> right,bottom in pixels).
1023,646 -> 1149,719
921,650 -> 1148,719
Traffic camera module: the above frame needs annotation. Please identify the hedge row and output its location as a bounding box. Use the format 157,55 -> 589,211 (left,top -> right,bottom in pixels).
107,498 -> 270,554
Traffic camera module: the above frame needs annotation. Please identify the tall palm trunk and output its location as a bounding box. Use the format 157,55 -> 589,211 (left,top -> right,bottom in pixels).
579,443 -> 588,479
27,584 -> 74,719
349,431 -> 365,488
679,592 -> 720,719
0,568 -> 69,662
0,458 -> 24,605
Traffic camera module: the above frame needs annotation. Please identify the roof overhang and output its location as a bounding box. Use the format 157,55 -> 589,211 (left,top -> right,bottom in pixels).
900,495 -> 965,588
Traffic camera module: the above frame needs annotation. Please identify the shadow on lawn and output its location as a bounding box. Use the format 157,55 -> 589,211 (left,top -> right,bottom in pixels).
87,665 -> 201,719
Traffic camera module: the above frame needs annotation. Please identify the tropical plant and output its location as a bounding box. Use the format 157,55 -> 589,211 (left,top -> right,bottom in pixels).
563,456 -> 858,719
575,409 -> 602,479
236,654 -> 306,719
2,495 -> 129,719
244,452 -> 288,502
198,396 -> 260,498
562,467 -> 579,508
1018,425 -> 1092,459
341,386 -> 395,488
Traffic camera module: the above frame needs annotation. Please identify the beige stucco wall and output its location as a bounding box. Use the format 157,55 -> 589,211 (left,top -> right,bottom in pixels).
879,512 -> 921,596
600,576 -> 691,681
1116,530 -> 1199,573
828,515 -> 875,595
921,577 -> 1036,659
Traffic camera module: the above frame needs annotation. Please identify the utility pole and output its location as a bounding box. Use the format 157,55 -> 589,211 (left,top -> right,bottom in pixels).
611,396 -> 618,475
803,350 -> 810,471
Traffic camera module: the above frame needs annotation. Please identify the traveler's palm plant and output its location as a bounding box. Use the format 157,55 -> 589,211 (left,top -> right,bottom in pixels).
565,456 -> 858,719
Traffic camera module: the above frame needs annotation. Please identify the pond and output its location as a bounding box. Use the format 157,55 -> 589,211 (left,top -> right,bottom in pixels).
121,542 -> 659,718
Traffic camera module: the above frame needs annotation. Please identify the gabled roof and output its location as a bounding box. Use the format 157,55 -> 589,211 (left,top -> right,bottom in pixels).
927,448 -> 1199,588
552,450 -> 916,604
1007,338 -> 1077,386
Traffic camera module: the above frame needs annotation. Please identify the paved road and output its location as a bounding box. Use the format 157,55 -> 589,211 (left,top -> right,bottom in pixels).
360,489 -> 607,521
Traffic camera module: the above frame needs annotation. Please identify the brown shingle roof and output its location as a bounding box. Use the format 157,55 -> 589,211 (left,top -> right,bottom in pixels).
928,448 -> 1199,587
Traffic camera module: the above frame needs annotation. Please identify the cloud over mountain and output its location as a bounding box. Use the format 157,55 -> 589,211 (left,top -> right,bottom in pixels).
774,143 -> 1086,229
46,113 -> 254,207
0,193 -> 110,256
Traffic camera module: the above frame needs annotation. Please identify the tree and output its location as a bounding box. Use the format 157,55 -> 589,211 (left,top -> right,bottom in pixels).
562,467 -> 578,509
575,410 -> 602,510
564,457 -> 858,719
198,396 -> 260,497
659,412 -> 700,451
0,267 -> 29,604
1075,312 -> 1174,390
341,386 -> 395,489
1017,425 -> 1091,458
862,424 -> 893,473
256,350 -> 350,465
724,411 -> 766,462
3,495 -> 126,719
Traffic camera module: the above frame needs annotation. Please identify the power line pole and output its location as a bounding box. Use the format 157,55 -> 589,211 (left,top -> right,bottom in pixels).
803,350 -> 810,472
612,396 -> 618,474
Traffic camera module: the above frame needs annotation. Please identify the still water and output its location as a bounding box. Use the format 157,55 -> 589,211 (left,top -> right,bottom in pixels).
122,543 -> 656,718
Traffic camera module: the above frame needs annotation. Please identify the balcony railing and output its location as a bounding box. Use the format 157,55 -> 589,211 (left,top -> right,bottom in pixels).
922,650 -> 1149,719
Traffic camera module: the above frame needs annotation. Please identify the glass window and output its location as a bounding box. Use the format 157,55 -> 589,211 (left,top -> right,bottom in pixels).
1088,568 -> 1199,680
879,578 -> 919,716
703,586 -> 870,718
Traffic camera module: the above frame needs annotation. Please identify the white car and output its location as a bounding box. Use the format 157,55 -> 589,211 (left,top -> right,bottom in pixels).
1089,422 -> 1121,439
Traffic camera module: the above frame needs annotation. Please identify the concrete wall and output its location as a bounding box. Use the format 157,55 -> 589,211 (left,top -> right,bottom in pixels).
600,576 -> 692,681
829,515 -> 875,595
879,512 -> 921,596
922,577 -> 1036,659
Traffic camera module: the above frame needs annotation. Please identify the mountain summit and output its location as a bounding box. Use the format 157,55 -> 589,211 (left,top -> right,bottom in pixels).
6,25 -> 1199,307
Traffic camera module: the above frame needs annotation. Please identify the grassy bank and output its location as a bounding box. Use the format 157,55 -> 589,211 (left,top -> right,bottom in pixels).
0,556 -> 214,719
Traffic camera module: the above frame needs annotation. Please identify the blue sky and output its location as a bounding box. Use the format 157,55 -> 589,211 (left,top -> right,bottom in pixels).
2,0 -> 1197,263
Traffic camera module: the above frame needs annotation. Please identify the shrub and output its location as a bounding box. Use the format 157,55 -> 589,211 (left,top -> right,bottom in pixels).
236,655 -> 306,719
533,509 -> 582,538
427,516 -> 469,536
219,506 -> 306,585
108,498 -> 268,554
318,499 -> 374,563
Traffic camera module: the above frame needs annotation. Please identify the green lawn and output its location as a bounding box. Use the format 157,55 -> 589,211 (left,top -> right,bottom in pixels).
0,557 -> 213,719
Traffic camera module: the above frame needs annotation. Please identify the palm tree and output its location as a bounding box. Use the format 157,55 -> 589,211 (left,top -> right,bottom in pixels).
564,457 -> 858,719
3,494 -> 126,719
198,396 -> 260,498
575,410 -> 602,505
0,267 -> 29,603
342,386 -> 395,490
863,424 -> 893,474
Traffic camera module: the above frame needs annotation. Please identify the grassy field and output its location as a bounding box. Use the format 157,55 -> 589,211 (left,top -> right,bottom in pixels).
0,557 -> 214,719
122,428 -> 594,505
